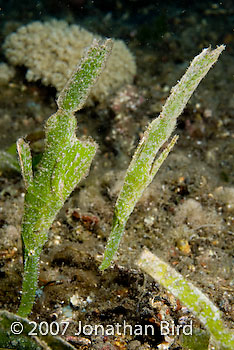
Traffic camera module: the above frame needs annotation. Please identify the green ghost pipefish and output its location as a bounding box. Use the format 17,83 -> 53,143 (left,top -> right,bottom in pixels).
17,39 -> 112,317
100,45 -> 225,270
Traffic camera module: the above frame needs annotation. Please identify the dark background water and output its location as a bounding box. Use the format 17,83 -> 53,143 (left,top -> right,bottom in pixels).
0,0 -> 233,50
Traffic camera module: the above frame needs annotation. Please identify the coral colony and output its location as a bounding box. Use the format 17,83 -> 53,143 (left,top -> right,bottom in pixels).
3,20 -> 136,105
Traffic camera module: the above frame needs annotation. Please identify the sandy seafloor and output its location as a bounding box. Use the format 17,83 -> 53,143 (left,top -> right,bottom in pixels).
0,1 -> 233,349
